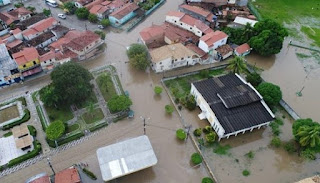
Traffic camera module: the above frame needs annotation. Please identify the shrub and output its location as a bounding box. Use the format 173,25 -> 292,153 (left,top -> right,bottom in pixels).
242,169 -> 250,176
3,131 -> 12,137
46,120 -> 66,141
193,128 -> 202,137
205,132 -> 217,144
203,126 -> 213,134
82,168 -> 97,180
300,149 -> 316,160
154,86 -> 163,95
202,177 -> 214,183
165,105 -> 174,114
75,7 -> 89,19
245,151 -> 255,159
14,2 -> 24,8
191,153 -> 202,165
283,140 -> 298,154
8,140 -> 41,167
183,95 -> 196,111
94,30 -> 106,40
246,72 -> 262,86
89,122 -> 108,132
100,18 -> 110,27
257,82 -> 282,106
2,109 -> 31,130
270,137 -> 281,148
176,129 -> 186,140
274,118 -> 284,125
88,13 -> 98,23
27,125 -> 37,137
107,95 -> 132,113
214,144 -> 231,155
43,8 -> 51,16
270,122 -> 281,136
200,69 -> 210,78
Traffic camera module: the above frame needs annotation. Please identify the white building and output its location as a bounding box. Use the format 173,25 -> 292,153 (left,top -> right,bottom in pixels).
191,73 -> 274,140
198,31 -> 228,53
234,16 -> 258,27
150,43 -> 201,73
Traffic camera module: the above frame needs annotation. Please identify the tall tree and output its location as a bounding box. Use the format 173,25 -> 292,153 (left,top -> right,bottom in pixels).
256,82 -> 282,106
107,95 -> 132,113
296,125 -> 320,148
227,56 -> 247,74
46,120 -> 65,141
75,7 -> 89,19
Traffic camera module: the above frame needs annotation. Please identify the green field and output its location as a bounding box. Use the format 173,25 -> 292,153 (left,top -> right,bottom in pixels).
82,108 -> 104,124
301,26 -> 320,47
46,106 -> 74,123
96,73 -> 117,102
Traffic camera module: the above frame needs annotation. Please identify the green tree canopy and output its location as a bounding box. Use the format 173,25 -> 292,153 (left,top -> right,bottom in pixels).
257,82 -> 282,106
88,13 -> 98,23
26,6 -> 36,13
246,72 -> 262,86
75,7 -> 89,19
107,95 -> 132,113
43,9 -> 51,17
249,30 -> 284,56
292,118 -> 320,148
227,56 -> 247,74
100,18 -> 110,27
63,2 -> 76,14
39,84 -> 59,107
127,43 -> 148,58
154,86 -> 163,95
165,105 -> 174,114
46,120 -> 65,141
176,129 -> 186,140
202,177 -> 214,183
49,62 -> 93,107
127,44 -> 149,70
94,30 -> 105,40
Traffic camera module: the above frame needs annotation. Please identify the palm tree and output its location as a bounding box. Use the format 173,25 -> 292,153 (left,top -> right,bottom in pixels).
296,125 -> 320,148
227,56 -> 248,74
86,102 -> 95,117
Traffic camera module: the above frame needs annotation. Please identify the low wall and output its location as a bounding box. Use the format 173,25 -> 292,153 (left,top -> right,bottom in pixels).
0,101 -> 25,128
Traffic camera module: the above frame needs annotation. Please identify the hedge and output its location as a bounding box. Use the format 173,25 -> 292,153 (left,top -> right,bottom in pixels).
8,140 -> 42,167
28,125 -> 37,137
47,132 -> 85,148
2,109 -> 30,130
202,177 -> 214,183
176,129 -> 187,140
3,131 -> 12,137
36,106 -> 47,131
89,122 -> 108,132
82,168 -> 97,180
191,153 -> 202,165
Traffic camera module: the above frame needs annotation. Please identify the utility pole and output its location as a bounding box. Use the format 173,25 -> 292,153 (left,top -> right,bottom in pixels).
185,125 -> 192,140
46,157 -> 55,175
140,116 -> 150,135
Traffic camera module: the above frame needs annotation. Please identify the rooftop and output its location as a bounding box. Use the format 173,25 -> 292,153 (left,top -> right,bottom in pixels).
200,30 -> 228,46
110,3 -> 139,20
16,13 -> 47,31
179,4 -> 211,18
215,44 -> 233,56
55,167 -> 81,183
12,123 -> 29,138
12,47 -> 39,65
0,43 -> 18,77
97,135 -> 157,182
15,135 -> 33,149
234,16 -> 258,27
150,43 -> 196,63
28,174 -> 51,183
27,31 -> 55,47
66,31 -> 100,51
235,43 -> 251,54
193,74 -> 274,135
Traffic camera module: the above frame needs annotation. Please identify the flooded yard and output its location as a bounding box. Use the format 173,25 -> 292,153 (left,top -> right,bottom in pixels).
0,105 -> 20,123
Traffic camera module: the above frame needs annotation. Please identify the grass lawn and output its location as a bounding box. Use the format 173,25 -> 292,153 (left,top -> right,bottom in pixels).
45,106 -> 74,123
66,123 -> 80,133
96,73 -> 117,102
164,68 -> 226,100
82,108 -> 104,124
300,26 -> 320,47
0,105 -> 20,123
76,91 -> 98,109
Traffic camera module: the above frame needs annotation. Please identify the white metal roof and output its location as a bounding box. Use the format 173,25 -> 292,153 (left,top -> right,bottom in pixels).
96,135 -> 158,181
234,16 -> 258,27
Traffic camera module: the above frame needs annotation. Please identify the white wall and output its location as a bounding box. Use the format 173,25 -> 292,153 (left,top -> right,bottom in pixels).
152,56 -> 198,73
198,36 -> 228,53
165,15 -> 203,37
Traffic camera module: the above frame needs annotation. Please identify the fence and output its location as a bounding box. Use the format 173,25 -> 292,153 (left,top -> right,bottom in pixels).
247,2 -> 262,21
289,42 -> 320,53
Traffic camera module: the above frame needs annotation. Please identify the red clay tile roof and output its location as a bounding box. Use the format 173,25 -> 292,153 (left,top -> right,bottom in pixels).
22,28 -> 38,36
22,65 -> 42,76
32,17 -> 57,32
0,12 -> 18,25
13,47 -> 39,65
77,0 -> 93,6
180,4 -> 211,18
29,175 -> 50,183
235,43 -> 250,54
66,31 -> 100,51
6,39 -> 22,49
107,0 -> 125,9
8,7 -> 32,17
186,43 -> 206,57
101,0 -> 112,6
49,30 -> 82,49
39,50 -> 55,62
200,31 -> 228,46
90,5 -> 103,14
55,167 -> 81,183
139,24 -> 164,42
11,28 -> 22,34
201,0 -> 228,6
166,11 -> 185,18
0,7 -> 31,25
110,3 -> 139,20
216,44 -> 233,56
55,48 -> 78,60
85,0 -> 104,9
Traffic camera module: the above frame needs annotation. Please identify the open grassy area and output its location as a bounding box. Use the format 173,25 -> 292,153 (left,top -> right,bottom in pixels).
82,108 -> 104,124
76,91 -> 98,109
45,106 -> 74,123
301,26 -> 320,47
66,123 -> 80,133
96,73 -> 117,102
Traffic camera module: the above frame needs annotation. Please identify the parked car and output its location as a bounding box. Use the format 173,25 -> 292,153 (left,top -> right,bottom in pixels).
98,25 -> 104,29
58,14 -> 66,19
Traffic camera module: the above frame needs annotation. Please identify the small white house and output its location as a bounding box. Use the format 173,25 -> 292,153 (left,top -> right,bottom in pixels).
234,16 -> 258,27
198,31 -> 228,53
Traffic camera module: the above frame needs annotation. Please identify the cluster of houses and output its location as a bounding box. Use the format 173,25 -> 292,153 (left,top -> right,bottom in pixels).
26,166 -> 81,183
0,7 -> 104,87
139,2 -> 255,73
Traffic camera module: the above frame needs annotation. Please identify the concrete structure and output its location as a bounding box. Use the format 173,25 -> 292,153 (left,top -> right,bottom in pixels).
0,0 -> 10,6
22,17 -> 58,41
0,43 -> 22,86
149,43 -> 201,73
26,173 -> 51,183
234,43 -> 251,56
55,166 -> 81,183
88,0 -> 125,20
0,101 -> 24,127
179,4 -> 215,23
233,16 -> 258,27
109,3 -> 139,27
215,44 -> 233,60
198,31 -> 228,53
191,74 -> 274,140
186,0 -> 228,6
97,135 -> 157,182
12,47 -> 42,77
0,7 -> 31,27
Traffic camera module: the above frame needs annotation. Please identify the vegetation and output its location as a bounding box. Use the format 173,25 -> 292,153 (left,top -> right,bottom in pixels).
176,129 -> 187,140
139,0 -> 161,10
127,44 -> 149,71
47,132 -> 85,147
191,153 -> 202,165
14,2 -> 24,8
75,7 -> 89,19
3,131 -> 12,137
88,13 -> 98,23
66,123 -> 80,133
257,82 -> 282,106
246,72 -> 262,87
8,141 -> 41,167
202,177 -> 214,183
270,122 -> 281,136
193,128 -> 202,137
154,86 -> 163,95
242,169 -> 250,176
283,140 -> 298,154
94,30 -> 106,40
89,122 -> 108,132
227,56 -> 247,74
2,109 -> 30,130
203,126 -> 213,134
45,105 -> 73,123
180,95 -> 196,111
100,18 -> 110,27
26,6 -> 36,13
300,148 -> 316,160
82,168 -> 97,180
293,119 -> 320,148
205,132 -> 217,144
43,8 -> 51,16
46,120 -> 66,141
27,125 -> 37,137
165,105 -> 174,114
107,95 -> 132,113
82,108 -> 104,124
199,69 -> 210,78
36,106 -> 47,130
214,144 -> 231,155
300,26 -> 320,47
63,2 -> 76,14
96,73 -> 117,101
270,137 -> 282,148
245,151 -> 255,159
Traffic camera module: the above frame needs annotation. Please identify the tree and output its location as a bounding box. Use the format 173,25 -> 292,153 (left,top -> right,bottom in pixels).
154,86 -> 163,95
94,30 -> 106,40
39,84 -> 59,107
14,3 -> 24,8
130,53 -> 149,71
191,153 -> 202,165
249,30 -> 284,56
256,82 -> 282,106
202,177 -> 214,183
107,95 -> 132,113
88,13 -> 98,23
127,43 -> 148,58
296,125 -> 320,148
292,118 -> 317,140
63,2 -> 76,14
199,69 -> 210,78
26,6 -> 36,13
246,72 -> 262,87
43,8 -> 51,17
176,129 -> 186,140
49,62 -> 93,107
205,132 -> 217,144
165,105 -> 174,114
184,95 -> 196,110
75,7 -> 89,19
100,18 -> 110,27
86,102 -> 95,117
46,120 -> 65,141
227,56 -> 247,74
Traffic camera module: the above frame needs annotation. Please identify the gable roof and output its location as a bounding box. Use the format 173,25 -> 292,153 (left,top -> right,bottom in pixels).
8,7 -> 32,17
179,4 -> 211,18
12,47 -> 39,65
150,43 -> 196,63
200,31 -> 228,46
166,11 -> 185,18
110,2 -> 139,20
65,31 -> 100,51
235,43 -> 251,54
55,167 -> 80,183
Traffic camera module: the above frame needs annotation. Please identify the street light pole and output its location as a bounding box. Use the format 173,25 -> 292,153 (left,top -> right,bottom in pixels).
140,116 -> 150,135
46,157 -> 55,175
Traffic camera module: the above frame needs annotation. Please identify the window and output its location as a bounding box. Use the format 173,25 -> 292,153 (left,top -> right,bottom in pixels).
159,62 -> 162,65
33,61 -> 37,65
190,27 -> 192,30
180,23 -> 182,25
181,57 -> 184,60
174,20 -> 177,23
44,61 -> 46,64
23,65 -> 26,68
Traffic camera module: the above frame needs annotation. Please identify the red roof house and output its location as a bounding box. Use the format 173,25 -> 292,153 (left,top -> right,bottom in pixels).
55,167 -> 81,183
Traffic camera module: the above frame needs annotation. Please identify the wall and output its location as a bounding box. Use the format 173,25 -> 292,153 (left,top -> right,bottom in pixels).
109,12 -> 137,27
152,56 -> 198,73
198,37 -> 228,53
18,58 -> 40,71
165,15 -> 203,37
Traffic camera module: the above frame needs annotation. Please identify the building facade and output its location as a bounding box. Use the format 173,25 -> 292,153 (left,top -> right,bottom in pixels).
198,31 -> 228,52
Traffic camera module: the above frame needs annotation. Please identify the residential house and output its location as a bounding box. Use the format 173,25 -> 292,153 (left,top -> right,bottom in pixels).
16,13 -> 47,31
0,7 -> 32,28
233,16 -> 257,27
39,50 -> 56,71
215,44 -> 233,60
190,74 -> 274,140
26,173 -> 51,183
22,17 -> 58,40
0,43 -> 22,86
0,0 -> 11,6
51,25 -> 69,39
198,31 -> 228,52
75,0 -> 93,8
186,0 -> 228,6
109,3 -> 139,27
27,31 -> 57,48
12,47 -> 42,77
89,0 -> 126,20
49,30 -> 82,51
149,43 -> 201,73
165,11 -> 213,37
179,4 -> 215,23
55,166 -> 81,183
234,43 -> 251,56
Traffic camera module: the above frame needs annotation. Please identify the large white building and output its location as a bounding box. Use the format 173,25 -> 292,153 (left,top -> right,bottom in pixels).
191,74 -> 274,140
198,31 -> 228,53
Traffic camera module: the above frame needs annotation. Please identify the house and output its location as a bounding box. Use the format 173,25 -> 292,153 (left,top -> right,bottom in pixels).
165,11 -> 213,37
51,25 -> 69,39
22,17 -> 58,40
12,47 -> 42,77
179,4 -> 215,23
186,0 -> 228,6
87,0 -> 126,20
16,13 -> 47,31
234,43 -> 251,56
149,43 -> 201,73
215,44 -> 233,60
75,0 -> 93,8
0,43 -> 22,86
233,16 -> 257,27
55,166 -> 81,183
190,74 -> 274,140
27,31 -> 57,48
109,3 -> 139,27
0,0 -> 11,6
39,50 -> 56,71
198,30 -> 228,52
0,7 -> 32,28
26,173 -> 51,183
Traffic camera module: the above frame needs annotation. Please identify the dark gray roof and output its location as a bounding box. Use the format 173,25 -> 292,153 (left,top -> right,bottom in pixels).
193,74 -> 273,135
